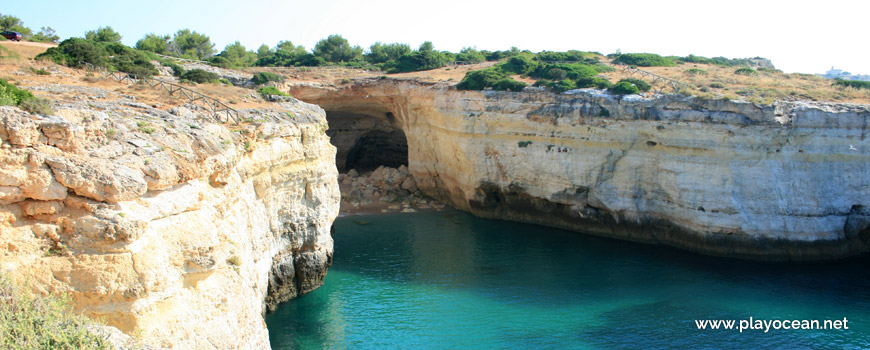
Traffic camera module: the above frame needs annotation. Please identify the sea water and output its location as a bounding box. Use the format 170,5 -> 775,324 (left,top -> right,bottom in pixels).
267,211 -> 870,349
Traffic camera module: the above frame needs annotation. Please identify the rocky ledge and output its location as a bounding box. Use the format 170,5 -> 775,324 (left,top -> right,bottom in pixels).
0,88 -> 339,348
338,165 -> 447,214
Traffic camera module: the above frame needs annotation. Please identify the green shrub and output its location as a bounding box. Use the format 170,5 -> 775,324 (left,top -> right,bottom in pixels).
0,79 -> 36,106
179,69 -> 220,84
532,63 -> 598,80
833,79 -> 870,90
456,67 -> 507,90
493,78 -> 527,92
617,78 -> 651,92
608,81 -> 640,95
734,67 -> 758,76
548,79 -> 577,92
684,68 -> 707,75
258,86 -> 289,97
36,38 -> 105,68
536,50 -> 593,62
36,38 -> 157,76
0,274 -> 112,349
533,79 -> 552,87
575,77 -> 613,89
517,141 -> 532,148
0,79 -> 53,115
385,42 -> 447,73
166,62 -> 185,77
710,82 -> 726,88
455,47 -> 485,64
612,53 -> 676,67
251,72 -> 284,85
500,54 -> 538,75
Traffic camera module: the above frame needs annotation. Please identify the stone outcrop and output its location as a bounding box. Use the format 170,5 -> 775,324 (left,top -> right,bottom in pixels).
337,165 -> 444,213
290,79 -> 870,261
0,89 -> 339,348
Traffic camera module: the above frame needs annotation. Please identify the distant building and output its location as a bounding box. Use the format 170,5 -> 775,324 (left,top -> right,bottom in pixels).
823,67 -> 870,81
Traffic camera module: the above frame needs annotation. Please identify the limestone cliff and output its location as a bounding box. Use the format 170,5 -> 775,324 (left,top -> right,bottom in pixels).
0,90 -> 339,348
291,79 -> 870,261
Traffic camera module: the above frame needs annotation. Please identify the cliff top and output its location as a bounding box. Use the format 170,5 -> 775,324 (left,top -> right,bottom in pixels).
250,54 -> 869,105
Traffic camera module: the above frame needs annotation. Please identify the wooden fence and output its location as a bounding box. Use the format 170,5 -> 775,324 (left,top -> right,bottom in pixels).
618,64 -> 693,93
82,62 -> 239,124
155,54 -> 209,65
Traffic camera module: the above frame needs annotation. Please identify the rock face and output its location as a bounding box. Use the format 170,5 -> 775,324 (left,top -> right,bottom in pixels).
0,92 -> 339,348
291,79 -> 870,261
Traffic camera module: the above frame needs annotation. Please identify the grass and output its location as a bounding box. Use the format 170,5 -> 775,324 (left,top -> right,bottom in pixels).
0,274 -> 114,349
257,86 -> 290,97
607,63 -> 870,104
28,67 -> 51,76
136,121 -> 155,134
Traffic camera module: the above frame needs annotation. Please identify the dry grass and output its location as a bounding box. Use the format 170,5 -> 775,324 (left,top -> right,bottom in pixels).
600,61 -> 870,104
0,41 -> 278,114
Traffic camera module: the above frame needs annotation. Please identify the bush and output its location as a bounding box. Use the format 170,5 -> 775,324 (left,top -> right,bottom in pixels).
251,72 -> 284,85
684,68 -> 707,75
492,78 -> 527,92
0,79 -> 53,116
710,82 -> 726,88
612,53 -> 676,67
455,47 -> 486,64
536,50 -> 592,62
500,54 -> 538,75
37,38 -> 105,68
617,78 -> 651,92
833,79 -> 870,90
36,38 -> 157,76
456,67 -> 507,90
549,79 -> 577,92
532,63 -> 598,80
575,77 -> 613,89
0,79 -> 35,106
0,274 -> 111,349
180,69 -> 220,84
258,86 -> 289,96
608,81 -> 640,95
734,67 -> 758,76
165,62 -> 185,77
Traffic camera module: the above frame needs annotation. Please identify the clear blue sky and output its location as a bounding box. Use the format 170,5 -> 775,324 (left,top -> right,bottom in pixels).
5,0 -> 868,74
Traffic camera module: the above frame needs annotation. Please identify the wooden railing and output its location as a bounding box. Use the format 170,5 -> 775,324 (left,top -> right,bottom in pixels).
155,54 -> 210,65
618,64 -> 693,93
82,62 -> 239,124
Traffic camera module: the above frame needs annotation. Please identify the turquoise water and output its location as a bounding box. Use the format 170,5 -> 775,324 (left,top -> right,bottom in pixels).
267,211 -> 870,349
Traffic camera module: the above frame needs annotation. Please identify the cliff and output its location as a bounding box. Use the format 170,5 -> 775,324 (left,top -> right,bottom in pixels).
290,79 -> 870,261
0,88 -> 339,348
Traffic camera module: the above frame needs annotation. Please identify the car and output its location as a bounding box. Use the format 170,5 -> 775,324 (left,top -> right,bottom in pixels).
1,31 -> 22,41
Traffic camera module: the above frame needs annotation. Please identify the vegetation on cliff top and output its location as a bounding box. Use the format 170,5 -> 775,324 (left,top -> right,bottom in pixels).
458,51 -> 615,92
0,275 -> 113,349
36,38 -> 158,77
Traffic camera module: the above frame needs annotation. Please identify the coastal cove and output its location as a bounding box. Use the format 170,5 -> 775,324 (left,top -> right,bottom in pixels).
267,211 -> 870,349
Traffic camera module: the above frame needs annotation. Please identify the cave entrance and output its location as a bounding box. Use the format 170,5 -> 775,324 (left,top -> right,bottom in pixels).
324,111 -> 408,173
344,129 -> 408,173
